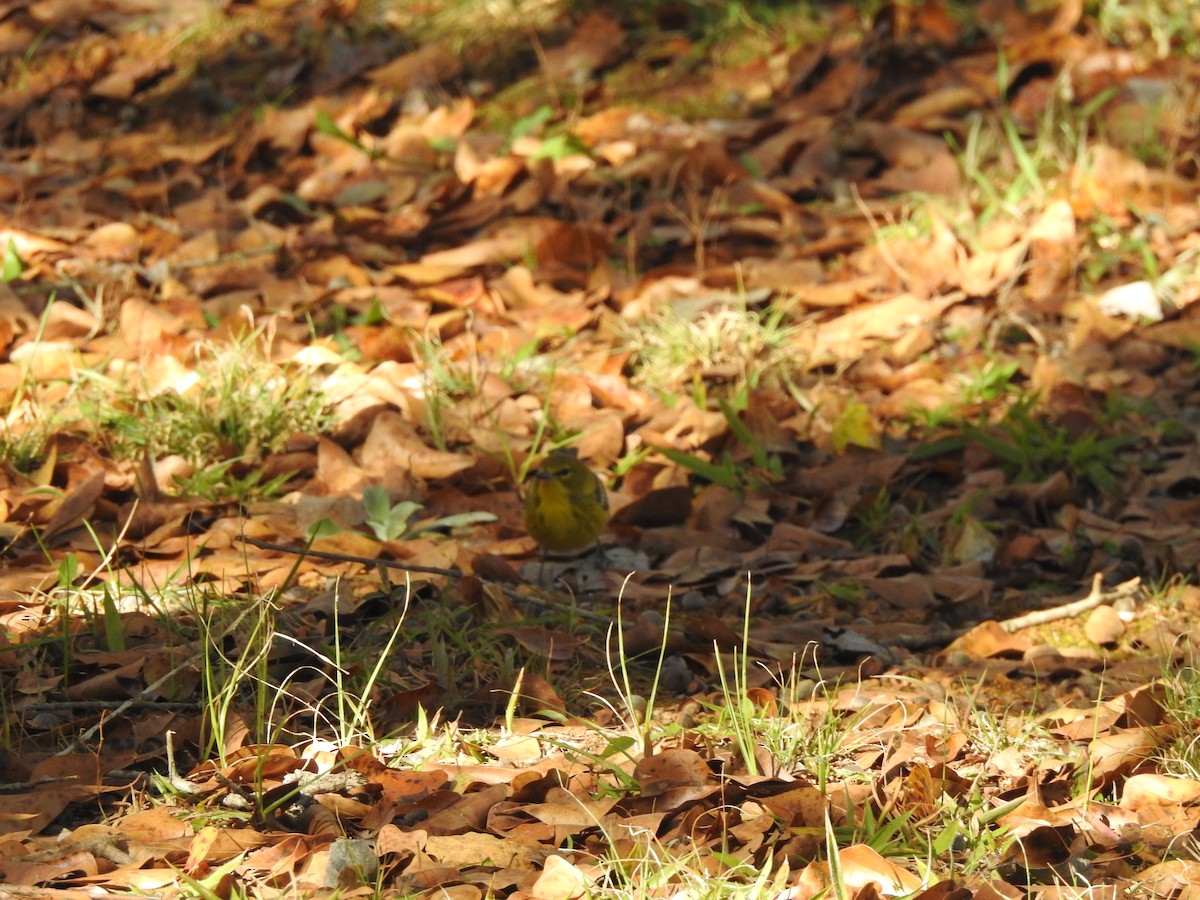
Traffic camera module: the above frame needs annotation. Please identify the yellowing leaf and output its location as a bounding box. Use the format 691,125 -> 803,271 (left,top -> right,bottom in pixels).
830,401 -> 879,452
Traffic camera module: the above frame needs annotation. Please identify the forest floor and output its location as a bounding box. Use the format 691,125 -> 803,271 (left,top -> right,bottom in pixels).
3,0 -> 1200,897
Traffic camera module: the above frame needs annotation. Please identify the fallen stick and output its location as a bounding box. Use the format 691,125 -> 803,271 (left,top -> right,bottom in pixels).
998,573 -> 1141,632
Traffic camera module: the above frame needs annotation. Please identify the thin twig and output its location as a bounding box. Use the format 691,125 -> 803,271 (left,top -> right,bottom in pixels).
60,593 -> 279,755
0,776 -> 85,794
234,536 -> 612,623
237,535 -> 463,578
22,700 -> 199,713
999,573 -> 1141,632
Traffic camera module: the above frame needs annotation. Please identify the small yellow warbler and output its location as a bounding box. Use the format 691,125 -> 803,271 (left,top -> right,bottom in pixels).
523,448 -> 610,554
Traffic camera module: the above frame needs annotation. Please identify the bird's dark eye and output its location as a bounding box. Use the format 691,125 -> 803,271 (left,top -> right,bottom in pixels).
552,466 -> 571,478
